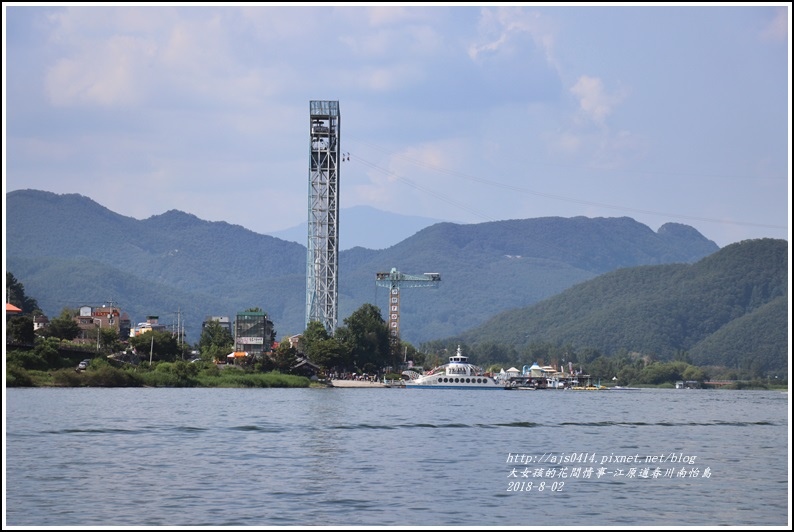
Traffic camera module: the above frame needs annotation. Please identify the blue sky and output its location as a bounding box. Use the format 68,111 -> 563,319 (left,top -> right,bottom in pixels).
3,4 -> 790,248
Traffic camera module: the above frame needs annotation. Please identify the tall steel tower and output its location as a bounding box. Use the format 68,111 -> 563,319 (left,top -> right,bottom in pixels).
306,100 -> 340,335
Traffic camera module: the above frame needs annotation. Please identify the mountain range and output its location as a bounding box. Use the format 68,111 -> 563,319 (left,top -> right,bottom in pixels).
6,189 -> 725,350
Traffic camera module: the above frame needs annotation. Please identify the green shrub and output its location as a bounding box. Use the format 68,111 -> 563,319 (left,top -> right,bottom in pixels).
6,350 -> 49,371
84,366 -> 143,387
137,369 -> 197,387
199,363 -> 221,378
6,365 -> 35,387
51,368 -> 84,387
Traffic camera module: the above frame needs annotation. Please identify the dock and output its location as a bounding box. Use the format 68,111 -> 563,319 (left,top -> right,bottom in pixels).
330,379 -> 398,388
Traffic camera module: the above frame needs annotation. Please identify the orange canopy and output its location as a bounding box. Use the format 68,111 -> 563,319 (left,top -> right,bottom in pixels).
6,303 -> 22,313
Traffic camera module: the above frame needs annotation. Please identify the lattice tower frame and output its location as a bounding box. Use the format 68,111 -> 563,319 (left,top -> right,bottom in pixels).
306,100 -> 340,335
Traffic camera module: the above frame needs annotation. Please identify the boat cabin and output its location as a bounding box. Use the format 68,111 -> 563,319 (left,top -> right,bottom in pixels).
445,346 -> 482,377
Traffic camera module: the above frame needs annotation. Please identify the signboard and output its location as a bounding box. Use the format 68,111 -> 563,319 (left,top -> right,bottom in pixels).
237,337 -> 264,345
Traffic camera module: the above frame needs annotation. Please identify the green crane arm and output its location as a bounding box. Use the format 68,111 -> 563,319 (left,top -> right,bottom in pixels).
375,267 -> 441,289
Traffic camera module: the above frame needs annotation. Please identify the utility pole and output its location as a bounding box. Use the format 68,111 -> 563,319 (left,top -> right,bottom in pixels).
177,307 -> 183,359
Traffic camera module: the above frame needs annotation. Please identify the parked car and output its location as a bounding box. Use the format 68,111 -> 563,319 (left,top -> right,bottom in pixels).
77,359 -> 90,370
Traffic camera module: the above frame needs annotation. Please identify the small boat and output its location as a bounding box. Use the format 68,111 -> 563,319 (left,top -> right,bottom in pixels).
611,385 -> 642,391
570,377 -> 607,390
402,346 -> 503,389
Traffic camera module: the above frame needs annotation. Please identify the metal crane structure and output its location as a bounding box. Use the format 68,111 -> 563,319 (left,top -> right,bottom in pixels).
376,268 -> 441,356
306,100 -> 341,335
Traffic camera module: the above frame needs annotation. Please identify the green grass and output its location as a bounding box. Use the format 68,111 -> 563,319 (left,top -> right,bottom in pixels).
6,363 -> 311,388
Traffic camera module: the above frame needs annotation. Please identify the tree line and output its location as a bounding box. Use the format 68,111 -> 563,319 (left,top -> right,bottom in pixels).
6,271 -> 785,388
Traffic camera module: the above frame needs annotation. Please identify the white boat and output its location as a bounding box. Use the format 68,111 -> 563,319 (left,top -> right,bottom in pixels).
401,346 -> 503,389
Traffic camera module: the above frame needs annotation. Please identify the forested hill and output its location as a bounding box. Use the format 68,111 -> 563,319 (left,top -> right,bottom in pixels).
7,189 -> 720,344
449,238 -> 788,376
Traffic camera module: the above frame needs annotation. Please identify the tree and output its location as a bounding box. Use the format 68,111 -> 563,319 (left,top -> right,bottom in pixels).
309,337 -> 346,370
99,327 -> 123,354
576,347 -> 602,365
301,321 -> 330,356
272,341 -> 299,373
586,355 -> 614,381
32,337 -> 63,368
617,366 -> 639,386
6,272 -> 41,314
7,315 -> 34,344
198,321 -> 234,361
335,303 -> 390,372
40,309 -> 81,341
300,321 -> 347,370
255,354 -> 276,373
682,365 -> 707,383
129,330 -> 180,363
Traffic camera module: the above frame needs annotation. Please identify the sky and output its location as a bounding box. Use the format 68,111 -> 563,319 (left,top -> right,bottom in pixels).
2,3 -> 791,248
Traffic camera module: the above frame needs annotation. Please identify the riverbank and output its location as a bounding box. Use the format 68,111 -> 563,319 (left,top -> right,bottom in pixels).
6,365 -> 312,388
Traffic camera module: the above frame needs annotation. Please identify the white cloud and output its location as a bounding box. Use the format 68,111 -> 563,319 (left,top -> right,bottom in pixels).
43,7 -> 272,109
46,35 -> 157,107
468,6 -> 557,69
569,75 -> 625,126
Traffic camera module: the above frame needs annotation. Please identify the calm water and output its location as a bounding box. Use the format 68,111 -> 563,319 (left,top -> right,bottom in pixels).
4,387 -> 790,527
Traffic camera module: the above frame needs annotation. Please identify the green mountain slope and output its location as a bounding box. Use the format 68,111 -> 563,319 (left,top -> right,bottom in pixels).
7,189 -> 722,345
451,238 -> 788,375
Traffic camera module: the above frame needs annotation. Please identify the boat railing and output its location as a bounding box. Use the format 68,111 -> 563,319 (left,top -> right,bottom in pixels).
402,370 -> 422,381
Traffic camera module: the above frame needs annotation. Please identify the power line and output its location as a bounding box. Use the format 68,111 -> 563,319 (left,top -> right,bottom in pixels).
351,155 -> 495,223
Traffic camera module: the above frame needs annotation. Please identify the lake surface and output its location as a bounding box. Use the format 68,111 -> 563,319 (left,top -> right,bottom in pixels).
4,387 -> 790,527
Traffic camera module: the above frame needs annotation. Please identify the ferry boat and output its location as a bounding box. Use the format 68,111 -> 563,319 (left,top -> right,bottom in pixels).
401,346 -> 503,389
